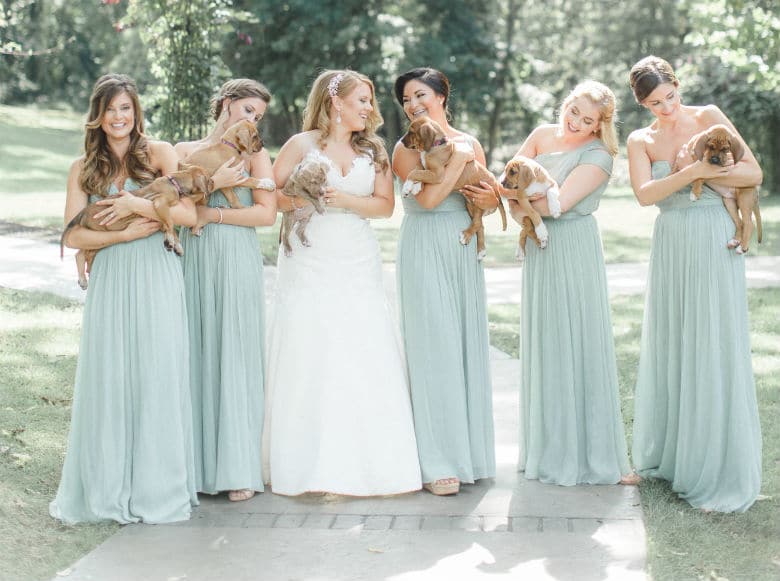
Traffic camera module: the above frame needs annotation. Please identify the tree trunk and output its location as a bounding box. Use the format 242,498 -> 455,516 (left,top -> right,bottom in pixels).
486,0 -> 518,167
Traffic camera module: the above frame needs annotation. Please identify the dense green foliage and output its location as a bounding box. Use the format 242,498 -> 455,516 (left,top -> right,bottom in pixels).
1,0 -> 777,189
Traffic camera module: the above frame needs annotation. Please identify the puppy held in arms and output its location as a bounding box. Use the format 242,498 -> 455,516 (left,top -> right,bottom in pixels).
280,158 -> 329,256
500,155 -> 561,262
674,123 -> 763,254
400,116 -> 507,260
180,119 -> 275,224
60,165 -> 212,290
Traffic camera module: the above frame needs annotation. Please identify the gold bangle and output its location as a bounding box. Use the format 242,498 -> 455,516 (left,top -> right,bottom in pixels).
216,207 -> 224,224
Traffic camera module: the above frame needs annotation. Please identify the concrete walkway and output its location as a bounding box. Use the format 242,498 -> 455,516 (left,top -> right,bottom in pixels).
0,231 -> 775,581
2,233 -> 779,305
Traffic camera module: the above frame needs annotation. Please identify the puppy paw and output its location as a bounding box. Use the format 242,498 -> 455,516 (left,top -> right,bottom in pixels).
534,221 -> 549,245
547,187 -> 562,218
689,192 -> 698,202
727,238 -> 740,249
191,225 -> 204,237
284,247 -> 293,257
735,244 -> 746,254
477,249 -> 487,261
459,232 -> 472,246
78,277 -> 89,291
174,243 -> 184,257
402,179 -> 422,197
515,247 -> 525,263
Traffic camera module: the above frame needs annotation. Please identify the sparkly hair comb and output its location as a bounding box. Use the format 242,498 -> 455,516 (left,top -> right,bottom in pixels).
327,73 -> 345,98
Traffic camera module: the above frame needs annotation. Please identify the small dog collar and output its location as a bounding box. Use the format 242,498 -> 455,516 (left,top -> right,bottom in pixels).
166,175 -> 184,196
221,138 -> 240,152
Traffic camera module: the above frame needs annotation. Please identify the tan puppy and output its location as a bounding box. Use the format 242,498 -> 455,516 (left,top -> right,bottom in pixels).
400,116 -> 507,260
675,124 -> 762,254
61,165 -> 212,290
500,156 -> 560,262
180,119 -> 275,211
280,158 -> 330,256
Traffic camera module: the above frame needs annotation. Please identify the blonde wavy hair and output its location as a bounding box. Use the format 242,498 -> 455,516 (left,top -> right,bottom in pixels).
559,80 -> 619,156
210,78 -> 271,121
79,74 -> 157,196
302,70 -> 389,171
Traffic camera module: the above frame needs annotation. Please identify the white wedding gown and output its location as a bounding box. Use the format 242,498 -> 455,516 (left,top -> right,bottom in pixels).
263,149 -> 422,496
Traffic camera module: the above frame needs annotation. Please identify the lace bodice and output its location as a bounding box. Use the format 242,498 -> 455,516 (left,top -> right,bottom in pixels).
303,149 -> 375,198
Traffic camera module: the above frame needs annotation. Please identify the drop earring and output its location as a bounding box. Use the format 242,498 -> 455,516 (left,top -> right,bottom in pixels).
336,109 -> 342,124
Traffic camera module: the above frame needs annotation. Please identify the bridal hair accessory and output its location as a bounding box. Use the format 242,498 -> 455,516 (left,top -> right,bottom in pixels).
328,73 -> 344,99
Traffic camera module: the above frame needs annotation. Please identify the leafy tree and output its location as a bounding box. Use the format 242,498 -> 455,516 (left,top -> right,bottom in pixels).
222,0 -> 406,146
0,0 -> 129,106
126,0 -> 231,142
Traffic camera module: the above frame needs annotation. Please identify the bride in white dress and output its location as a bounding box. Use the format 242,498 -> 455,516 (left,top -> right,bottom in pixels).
264,70 -> 422,496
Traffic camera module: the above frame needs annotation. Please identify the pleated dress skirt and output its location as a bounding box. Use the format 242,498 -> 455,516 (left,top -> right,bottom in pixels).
50,231 -> 198,524
519,212 -> 631,485
180,186 -> 266,494
632,167 -> 761,512
397,193 -> 496,484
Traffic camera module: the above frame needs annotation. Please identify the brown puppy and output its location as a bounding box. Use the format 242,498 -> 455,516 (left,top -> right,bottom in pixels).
675,123 -> 762,253
61,165 -> 212,289
500,155 -> 560,262
280,158 -> 330,256
180,119 -> 274,210
400,116 -> 507,260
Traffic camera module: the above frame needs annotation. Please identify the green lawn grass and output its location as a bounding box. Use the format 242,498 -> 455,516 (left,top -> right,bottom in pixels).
0,288 -> 118,581
489,288 -> 780,581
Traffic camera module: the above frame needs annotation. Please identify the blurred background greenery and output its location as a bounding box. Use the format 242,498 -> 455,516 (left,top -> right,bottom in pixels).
1,0 -> 778,191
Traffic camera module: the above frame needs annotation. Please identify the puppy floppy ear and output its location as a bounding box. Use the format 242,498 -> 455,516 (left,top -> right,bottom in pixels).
519,163 -> 535,190
729,134 -> 745,163
419,121 -> 439,151
692,131 -> 709,161
236,125 -> 253,152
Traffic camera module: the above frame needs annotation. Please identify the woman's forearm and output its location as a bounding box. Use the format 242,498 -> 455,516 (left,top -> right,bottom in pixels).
64,225 -> 128,250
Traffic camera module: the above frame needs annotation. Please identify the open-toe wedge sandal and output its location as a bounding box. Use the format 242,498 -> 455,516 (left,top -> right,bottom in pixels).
423,479 -> 460,496
228,489 -> 256,502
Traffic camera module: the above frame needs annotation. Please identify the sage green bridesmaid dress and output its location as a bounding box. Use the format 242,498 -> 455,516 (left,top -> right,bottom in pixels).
50,179 -> 198,524
397,192 -> 496,484
519,141 -> 632,485
179,185 -> 265,495
631,162 -> 761,512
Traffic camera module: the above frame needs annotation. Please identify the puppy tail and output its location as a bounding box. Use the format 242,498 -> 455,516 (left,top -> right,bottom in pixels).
497,198 -> 507,231
60,210 -> 87,259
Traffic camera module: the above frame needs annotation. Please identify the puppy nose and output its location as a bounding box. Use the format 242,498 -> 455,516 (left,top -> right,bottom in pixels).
710,155 -> 721,165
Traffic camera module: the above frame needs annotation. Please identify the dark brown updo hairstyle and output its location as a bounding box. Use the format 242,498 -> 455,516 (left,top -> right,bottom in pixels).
80,73 -> 156,197
629,56 -> 679,104
394,67 -> 451,117
211,78 -> 272,121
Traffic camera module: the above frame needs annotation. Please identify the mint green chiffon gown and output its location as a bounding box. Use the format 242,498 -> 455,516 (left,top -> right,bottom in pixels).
179,185 -> 266,494
631,162 -> 761,512
519,141 -> 632,485
50,180 -> 198,524
397,192 -> 496,484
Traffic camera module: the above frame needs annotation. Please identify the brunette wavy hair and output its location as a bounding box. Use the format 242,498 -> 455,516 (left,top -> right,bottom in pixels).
301,69 -> 389,172
79,74 -> 156,196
